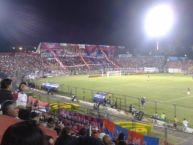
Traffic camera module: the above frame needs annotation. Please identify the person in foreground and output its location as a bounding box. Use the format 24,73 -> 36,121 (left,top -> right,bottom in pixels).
1,100 -> 19,118
55,127 -> 73,145
0,78 -> 14,104
1,120 -> 46,145
69,136 -> 103,145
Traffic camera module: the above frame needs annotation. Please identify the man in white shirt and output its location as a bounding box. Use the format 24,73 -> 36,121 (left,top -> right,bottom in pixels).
16,82 -> 28,108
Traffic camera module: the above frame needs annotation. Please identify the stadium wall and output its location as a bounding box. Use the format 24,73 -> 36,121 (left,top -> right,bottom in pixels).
144,67 -> 159,73
168,68 -> 183,73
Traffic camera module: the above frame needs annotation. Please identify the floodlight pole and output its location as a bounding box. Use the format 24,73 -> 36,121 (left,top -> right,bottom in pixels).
156,41 -> 159,51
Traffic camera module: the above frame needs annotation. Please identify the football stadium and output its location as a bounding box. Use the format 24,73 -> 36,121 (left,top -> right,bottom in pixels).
32,43 -> 193,124
0,42 -> 190,144
1,1 -> 193,145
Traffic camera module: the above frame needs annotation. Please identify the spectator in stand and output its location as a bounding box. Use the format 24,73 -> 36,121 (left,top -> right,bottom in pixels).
54,121 -> 64,135
91,131 -> 99,139
117,142 -> 127,145
55,127 -> 73,145
69,136 -> 103,145
45,135 -> 55,145
30,112 -> 40,124
1,100 -> 19,118
1,121 -> 46,145
98,133 -> 106,141
16,82 -> 28,108
47,117 -> 56,129
18,108 -> 31,120
116,133 -> 126,145
103,135 -> 114,145
0,78 -> 13,105
79,127 -> 89,137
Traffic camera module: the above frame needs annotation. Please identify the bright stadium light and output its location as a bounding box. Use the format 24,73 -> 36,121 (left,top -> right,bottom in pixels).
19,47 -> 23,51
145,4 -> 175,38
145,4 -> 175,50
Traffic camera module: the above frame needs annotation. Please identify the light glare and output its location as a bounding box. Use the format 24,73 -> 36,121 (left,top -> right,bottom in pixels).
145,4 -> 175,38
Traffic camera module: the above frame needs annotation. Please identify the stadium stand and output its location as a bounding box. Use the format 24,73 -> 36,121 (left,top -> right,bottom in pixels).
165,59 -> 193,73
0,43 -> 120,78
1,43 -> 193,80
39,43 -> 118,71
116,56 -> 165,68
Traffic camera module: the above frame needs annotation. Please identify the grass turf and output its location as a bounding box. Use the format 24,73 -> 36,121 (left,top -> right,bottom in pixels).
35,74 -> 193,125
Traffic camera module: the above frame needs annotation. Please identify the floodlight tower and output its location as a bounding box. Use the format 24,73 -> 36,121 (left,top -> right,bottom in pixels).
145,4 -> 175,51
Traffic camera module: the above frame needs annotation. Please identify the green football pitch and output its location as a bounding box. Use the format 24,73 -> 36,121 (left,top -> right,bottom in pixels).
35,74 -> 193,125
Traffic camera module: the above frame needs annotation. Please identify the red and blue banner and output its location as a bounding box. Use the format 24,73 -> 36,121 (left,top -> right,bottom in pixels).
103,119 -> 159,145
104,119 -> 116,133
128,131 -> 144,145
115,125 -> 129,140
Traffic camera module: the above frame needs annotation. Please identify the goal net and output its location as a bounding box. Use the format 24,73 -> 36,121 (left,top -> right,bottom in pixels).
106,71 -> 121,77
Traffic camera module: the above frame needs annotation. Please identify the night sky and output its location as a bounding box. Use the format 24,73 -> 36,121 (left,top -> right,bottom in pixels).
0,0 -> 193,56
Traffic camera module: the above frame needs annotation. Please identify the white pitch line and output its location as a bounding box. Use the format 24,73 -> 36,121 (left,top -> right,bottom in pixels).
164,95 -> 193,103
